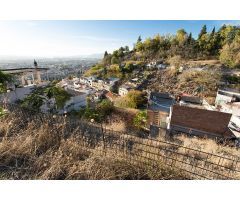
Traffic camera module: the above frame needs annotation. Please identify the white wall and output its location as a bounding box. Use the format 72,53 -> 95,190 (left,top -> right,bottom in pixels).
63,93 -> 87,112
119,88 -> 128,96
0,86 -> 35,103
215,93 -> 233,106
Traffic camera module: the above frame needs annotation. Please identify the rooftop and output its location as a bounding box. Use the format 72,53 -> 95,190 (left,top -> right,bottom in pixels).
105,91 -> 119,101
148,92 -> 175,113
65,88 -> 85,96
120,84 -> 134,90
180,95 -> 202,105
171,105 -> 234,138
150,92 -> 172,100
218,87 -> 240,95
1,67 -> 49,74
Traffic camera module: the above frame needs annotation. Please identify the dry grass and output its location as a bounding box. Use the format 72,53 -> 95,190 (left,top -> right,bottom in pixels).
174,134 -> 240,158
0,110 -> 187,180
186,59 -> 222,67
1,107 -> 239,180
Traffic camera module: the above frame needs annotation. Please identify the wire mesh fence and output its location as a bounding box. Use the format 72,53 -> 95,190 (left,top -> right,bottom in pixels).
65,121 -> 240,180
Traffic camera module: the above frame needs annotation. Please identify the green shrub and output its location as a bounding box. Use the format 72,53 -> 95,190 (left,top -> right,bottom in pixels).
133,111 -> 147,129
115,90 -> 147,109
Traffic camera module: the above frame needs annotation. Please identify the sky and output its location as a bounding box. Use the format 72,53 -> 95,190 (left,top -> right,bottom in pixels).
0,20 -> 239,58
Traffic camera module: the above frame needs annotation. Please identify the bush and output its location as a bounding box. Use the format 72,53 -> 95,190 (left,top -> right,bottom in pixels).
127,90 -> 147,108
0,106 -> 6,117
83,100 -> 114,123
133,111 -> 147,129
0,70 -> 13,93
21,86 -> 71,112
115,90 -> 147,109
21,94 -> 45,112
84,64 -> 105,77
167,55 -> 184,68
220,35 -> 240,68
224,75 -> 240,84
96,99 -> 114,117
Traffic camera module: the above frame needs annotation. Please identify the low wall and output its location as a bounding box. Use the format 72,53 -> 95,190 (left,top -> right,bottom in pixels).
0,86 -> 35,103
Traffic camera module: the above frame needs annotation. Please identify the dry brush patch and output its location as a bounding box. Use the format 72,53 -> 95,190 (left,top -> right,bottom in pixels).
0,111 -> 187,180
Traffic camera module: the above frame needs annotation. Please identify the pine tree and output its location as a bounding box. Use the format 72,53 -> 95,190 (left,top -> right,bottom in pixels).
198,25 -> 207,39
210,27 -> 216,38
125,46 -> 129,52
137,35 -> 142,43
187,32 -> 193,44
104,51 -> 108,58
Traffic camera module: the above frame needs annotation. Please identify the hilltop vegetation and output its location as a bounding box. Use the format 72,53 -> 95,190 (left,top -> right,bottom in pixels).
83,24 -> 240,101
84,24 -> 240,78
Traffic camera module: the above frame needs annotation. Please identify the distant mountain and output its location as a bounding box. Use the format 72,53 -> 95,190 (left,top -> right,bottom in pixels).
0,53 -> 103,61
68,53 -> 103,59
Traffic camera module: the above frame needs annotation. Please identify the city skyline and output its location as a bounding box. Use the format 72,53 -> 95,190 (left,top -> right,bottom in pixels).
0,20 -> 239,58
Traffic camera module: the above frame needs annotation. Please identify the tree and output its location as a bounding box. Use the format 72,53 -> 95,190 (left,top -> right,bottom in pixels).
220,33 -> 240,68
210,27 -> 216,38
21,93 -> 45,112
104,51 -> 108,58
133,111 -> 147,129
137,35 -> 142,43
0,70 -> 13,93
96,99 -> 114,118
83,99 -> 114,122
187,33 -> 193,44
198,33 -> 210,57
44,86 -> 71,109
135,40 -> 144,52
111,56 -> 119,64
21,85 -> 71,112
176,29 -> 187,44
198,25 -> 207,40
208,27 -> 222,56
102,53 -> 112,66
115,90 -> 146,109
117,47 -> 124,58
124,62 -> 134,72
134,36 -> 144,52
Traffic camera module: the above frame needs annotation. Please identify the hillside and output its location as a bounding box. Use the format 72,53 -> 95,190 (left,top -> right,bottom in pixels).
83,24 -> 240,101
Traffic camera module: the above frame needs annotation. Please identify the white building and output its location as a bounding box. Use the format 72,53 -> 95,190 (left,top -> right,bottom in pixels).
215,88 -> 240,106
118,84 -> 133,96
60,89 -> 88,113
215,88 -> 240,115
214,88 -> 240,141
156,63 -> 167,69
